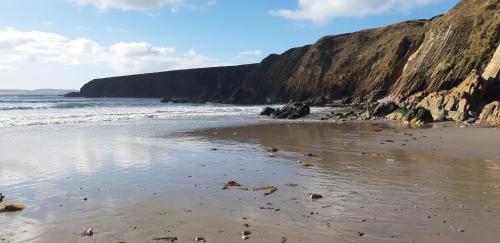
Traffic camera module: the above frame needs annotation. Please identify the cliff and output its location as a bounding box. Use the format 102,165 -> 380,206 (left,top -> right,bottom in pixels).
70,0 -> 499,122
70,64 -> 257,102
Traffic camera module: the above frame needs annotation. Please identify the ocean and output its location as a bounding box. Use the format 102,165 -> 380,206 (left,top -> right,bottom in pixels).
0,90 -> 268,128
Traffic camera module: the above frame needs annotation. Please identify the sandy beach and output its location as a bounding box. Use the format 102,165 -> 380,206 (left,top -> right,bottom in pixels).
1,119 -> 499,243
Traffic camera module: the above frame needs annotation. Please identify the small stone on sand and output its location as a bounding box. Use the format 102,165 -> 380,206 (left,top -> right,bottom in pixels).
223,181 -> 241,190
80,227 -> 93,236
0,204 -> 25,213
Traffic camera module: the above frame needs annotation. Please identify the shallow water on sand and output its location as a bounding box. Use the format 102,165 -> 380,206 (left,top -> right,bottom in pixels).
1,120 -> 499,242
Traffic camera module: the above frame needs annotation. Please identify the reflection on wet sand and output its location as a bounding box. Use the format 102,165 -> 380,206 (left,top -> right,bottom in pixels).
1,121 -> 499,242
189,122 -> 500,242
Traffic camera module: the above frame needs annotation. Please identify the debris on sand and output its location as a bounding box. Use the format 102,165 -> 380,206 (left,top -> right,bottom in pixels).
153,236 -> 178,242
80,227 -> 93,236
264,187 -> 278,196
223,181 -> 241,190
195,237 -> 206,242
310,193 -> 323,200
302,163 -> 315,168
0,193 -> 4,202
267,147 -> 279,153
253,186 -> 278,196
286,183 -> 299,187
0,204 -> 25,213
241,230 -> 251,240
281,236 -> 287,243
268,153 -> 276,157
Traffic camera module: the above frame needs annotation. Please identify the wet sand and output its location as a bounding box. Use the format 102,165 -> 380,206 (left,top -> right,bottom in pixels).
1,120 -> 500,242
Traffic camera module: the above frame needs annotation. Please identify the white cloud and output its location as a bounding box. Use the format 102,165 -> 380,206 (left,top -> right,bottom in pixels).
237,49 -> 262,57
71,0 -> 183,11
270,0 -> 436,24
0,28 -> 224,74
71,0 -> 216,11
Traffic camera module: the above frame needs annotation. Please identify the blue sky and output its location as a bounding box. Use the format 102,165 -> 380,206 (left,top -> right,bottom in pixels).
0,0 -> 459,89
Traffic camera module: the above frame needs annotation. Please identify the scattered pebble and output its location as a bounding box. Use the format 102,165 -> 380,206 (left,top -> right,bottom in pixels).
264,187 -> 278,196
267,147 -> 279,153
0,204 -> 25,213
223,181 -> 241,190
241,230 -> 251,240
80,227 -> 93,237
310,194 -> 323,200
281,236 -> 287,243
0,193 -> 4,202
153,236 -> 178,242
195,237 -> 206,242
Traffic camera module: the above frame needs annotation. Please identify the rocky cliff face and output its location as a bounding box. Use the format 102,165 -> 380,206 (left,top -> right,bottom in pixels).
74,64 -> 257,102
255,20 -> 427,102
390,0 -> 499,100
71,0 -> 499,122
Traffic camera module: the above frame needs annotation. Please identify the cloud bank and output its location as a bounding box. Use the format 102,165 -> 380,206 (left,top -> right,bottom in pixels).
270,0 -> 436,24
0,28 -> 223,74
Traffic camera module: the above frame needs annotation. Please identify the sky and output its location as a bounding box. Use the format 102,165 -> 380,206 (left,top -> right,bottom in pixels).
0,0 -> 460,90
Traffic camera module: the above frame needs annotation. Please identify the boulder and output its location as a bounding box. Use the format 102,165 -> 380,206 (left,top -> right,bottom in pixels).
371,102 -> 399,117
479,101 -> 500,124
386,107 -> 433,125
273,102 -> 310,119
260,107 -> 276,116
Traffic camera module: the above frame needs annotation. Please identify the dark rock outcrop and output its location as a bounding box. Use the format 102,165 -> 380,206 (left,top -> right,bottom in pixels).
64,92 -> 82,97
386,107 -> 434,125
261,102 -> 310,119
260,107 -> 276,116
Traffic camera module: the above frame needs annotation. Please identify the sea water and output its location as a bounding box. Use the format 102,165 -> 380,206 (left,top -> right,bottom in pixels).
0,90 -> 267,127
